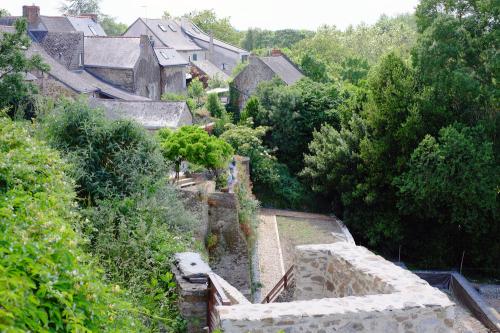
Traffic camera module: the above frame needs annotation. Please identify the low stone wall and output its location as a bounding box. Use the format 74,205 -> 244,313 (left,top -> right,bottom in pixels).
216,243 -> 455,333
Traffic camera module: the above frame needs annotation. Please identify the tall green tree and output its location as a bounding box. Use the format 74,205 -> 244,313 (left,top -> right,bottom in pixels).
60,0 -> 101,15
184,9 -> 242,45
100,15 -> 127,36
0,19 -> 48,116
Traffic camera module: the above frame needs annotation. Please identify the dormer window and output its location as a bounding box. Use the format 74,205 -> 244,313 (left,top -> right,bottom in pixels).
192,53 -> 198,61
158,24 -> 167,32
88,25 -> 97,35
168,24 -> 177,32
192,26 -> 200,33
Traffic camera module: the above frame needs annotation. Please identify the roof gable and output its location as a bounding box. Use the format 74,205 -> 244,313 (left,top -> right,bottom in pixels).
67,16 -> 106,36
154,47 -> 188,67
140,18 -> 202,51
180,18 -> 248,55
259,56 -> 304,85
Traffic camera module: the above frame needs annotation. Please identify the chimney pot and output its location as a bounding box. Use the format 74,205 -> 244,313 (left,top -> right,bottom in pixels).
22,5 -> 40,25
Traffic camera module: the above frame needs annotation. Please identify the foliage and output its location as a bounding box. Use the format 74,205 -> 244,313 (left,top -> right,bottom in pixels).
39,98 -> 165,203
161,92 -> 196,111
253,77 -> 342,173
300,0 -> 499,274
289,14 -> 417,80
100,15 -> 128,36
188,78 -> 205,107
299,54 -> 330,83
59,0 -> 101,15
0,115 -> 144,332
340,57 -> 370,85
207,74 -> 228,89
158,126 -> 234,180
206,93 -> 225,118
82,184 -> 196,331
184,9 -> 242,46
231,61 -> 248,78
221,124 -> 308,209
0,19 -> 49,116
0,9 -> 10,17
241,28 -> 314,51
235,170 -> 260,242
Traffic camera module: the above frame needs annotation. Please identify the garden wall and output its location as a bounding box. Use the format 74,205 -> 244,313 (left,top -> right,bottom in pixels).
216,243 -> 456,333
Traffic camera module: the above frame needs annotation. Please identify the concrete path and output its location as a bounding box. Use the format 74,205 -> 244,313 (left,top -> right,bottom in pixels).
257,212 -> 285,300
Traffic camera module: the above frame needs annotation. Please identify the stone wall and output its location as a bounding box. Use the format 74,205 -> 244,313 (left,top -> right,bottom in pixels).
207,191 -> 251,297
135,38 -> 161,100
216,243 -> 456,333
294,244 -> 395,300
232,56 -> 277,110
161,66 -> 187,94
85,66 -> 135,92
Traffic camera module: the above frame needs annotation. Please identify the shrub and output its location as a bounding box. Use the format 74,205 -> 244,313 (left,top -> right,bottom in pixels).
39,98 -> 166,202
0,115 -> 143,332
206,93 -> 225,118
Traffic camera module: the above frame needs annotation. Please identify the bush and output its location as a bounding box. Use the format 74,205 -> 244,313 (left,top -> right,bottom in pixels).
39,98 -> 166,202
0,115 -> 143,332
206,93 -> 225,118
82,184 -> 196,331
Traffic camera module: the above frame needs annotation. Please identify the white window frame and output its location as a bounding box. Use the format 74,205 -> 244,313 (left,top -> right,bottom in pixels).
158,24 -> 167,32
88,25 -> 97,35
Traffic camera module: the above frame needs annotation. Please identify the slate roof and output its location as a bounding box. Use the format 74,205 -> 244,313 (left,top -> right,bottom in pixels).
88,100 -> 192,130
259,56 -> 304,85
180,18 -> 248,55
26,41 -> 149,100
84,36 -> 141,69
0,17 -> 19,26
137,18 -> 202,51
37,16 -> 75,32
67,16 -> 106,36
154,47 -> 188,67
192,60 -> 231,81
0,25 -> 16,34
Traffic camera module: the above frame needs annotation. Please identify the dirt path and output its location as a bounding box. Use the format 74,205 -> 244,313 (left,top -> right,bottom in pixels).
257,212 -> 285,300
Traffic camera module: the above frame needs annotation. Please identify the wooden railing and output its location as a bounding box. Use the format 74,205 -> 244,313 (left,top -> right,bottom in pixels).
207,272 -> 231,332
261,265 -> 295,304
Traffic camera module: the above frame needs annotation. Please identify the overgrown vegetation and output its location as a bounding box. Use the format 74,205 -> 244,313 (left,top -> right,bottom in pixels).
0,114 -> 144,331
36,98 -> 198,331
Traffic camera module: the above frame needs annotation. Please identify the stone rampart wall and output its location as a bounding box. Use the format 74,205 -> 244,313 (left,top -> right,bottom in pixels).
217,242 -> 455,333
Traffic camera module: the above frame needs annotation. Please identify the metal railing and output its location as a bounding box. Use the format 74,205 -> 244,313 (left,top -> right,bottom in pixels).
261,265 -> 295,304
207,272 -> 232,332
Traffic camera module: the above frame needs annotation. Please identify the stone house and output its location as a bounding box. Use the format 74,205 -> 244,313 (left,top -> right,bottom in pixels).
84,36 -> 161,100
0,5 -> 106,39
154,47 -> 189,95
123,17 -> 249,75
88,100 -> 193,131
231,50 -> 304,110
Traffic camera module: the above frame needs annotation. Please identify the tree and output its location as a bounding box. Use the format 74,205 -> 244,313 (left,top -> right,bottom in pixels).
0,19 -> 49,116
40,98 -> 165,202
0,9 -> 10,17
158,126 -> 233,180
300,54 -> 330,83
100,15 -> 127,36
206,93 -> 225,118
221,124 -> 308,208
188,77 -> 205,107
60,0 -> 101,15
184,9 -> 242,45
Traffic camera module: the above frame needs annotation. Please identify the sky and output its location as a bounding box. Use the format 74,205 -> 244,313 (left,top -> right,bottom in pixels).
2,0 -> 420,31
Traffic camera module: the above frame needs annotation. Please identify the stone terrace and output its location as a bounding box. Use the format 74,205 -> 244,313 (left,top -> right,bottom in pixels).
215,242 -> 456,333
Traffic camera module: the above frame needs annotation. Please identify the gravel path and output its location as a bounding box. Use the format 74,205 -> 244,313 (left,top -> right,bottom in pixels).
257,212 -> 285,300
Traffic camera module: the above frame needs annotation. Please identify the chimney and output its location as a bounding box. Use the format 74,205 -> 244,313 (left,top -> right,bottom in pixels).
271,48 -> 283,57
81,13 -> 98,23
208,31 -> 214,62
139,34 -> 150,48
22,5 -> 40,25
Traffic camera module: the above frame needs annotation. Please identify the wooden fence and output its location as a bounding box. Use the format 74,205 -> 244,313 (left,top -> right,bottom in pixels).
261,265 -> 295,304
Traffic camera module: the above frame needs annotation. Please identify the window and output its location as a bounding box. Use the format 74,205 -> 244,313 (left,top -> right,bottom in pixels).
168,24 -> 177,32
160,51 -> 170,60
88,25 -> 97,35
158,24 -> 167,32
78,52 -> 83,67
192,53 -> 198,61
192,26 -> 200,33
222,63 -> 226,70
242,55 -> 248,62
